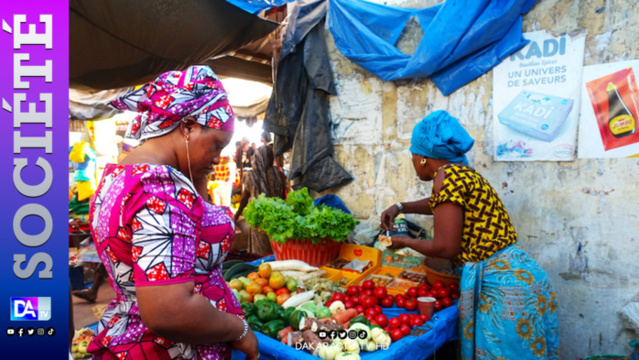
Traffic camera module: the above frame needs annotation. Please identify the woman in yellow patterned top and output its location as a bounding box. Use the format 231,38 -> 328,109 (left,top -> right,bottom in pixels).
381,111 -> 558,360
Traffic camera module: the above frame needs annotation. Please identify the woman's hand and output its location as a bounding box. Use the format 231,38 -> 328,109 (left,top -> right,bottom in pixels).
232,327 -> 259,360
387,235 -> 410,250
380,204 -> 401,230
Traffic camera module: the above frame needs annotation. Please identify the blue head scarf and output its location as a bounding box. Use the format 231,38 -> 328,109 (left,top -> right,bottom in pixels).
409,110 -> 474,165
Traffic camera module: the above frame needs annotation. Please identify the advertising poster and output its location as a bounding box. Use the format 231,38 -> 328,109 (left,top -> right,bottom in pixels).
0,1 -> 70,358
492,30 -> 586,161
578,60 -> 639,158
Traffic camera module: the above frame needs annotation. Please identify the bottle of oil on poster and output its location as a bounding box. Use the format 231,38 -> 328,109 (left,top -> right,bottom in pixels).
606,82 -> 636,138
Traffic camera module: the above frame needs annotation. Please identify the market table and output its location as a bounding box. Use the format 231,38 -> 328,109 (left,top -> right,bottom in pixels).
231,256 -> 459,360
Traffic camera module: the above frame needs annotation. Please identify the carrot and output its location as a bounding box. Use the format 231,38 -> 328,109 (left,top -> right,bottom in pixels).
331,308 -> 358,324
277,326 -> 294,340
344,313 -> 364,328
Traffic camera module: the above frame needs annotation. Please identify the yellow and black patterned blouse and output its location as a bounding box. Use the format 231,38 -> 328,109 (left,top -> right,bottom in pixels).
429,164 -> 517,267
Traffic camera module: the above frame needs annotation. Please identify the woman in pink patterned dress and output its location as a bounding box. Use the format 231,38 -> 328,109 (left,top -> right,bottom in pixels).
87,66 -> 259,360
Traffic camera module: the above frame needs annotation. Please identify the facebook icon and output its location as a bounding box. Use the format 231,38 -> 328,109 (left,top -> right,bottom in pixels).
10,297 -> 51,321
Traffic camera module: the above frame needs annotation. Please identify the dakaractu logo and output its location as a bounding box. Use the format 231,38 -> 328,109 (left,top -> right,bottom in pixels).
10,297 -> 51,321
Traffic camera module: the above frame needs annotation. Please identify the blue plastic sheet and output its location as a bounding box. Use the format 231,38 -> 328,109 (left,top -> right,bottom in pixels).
232,255 -> 459,360
328,0 -> 537,95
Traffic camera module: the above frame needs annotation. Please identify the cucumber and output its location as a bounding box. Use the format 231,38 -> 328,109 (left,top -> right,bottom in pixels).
224,263 -> 257,281
222,260 -> 245,272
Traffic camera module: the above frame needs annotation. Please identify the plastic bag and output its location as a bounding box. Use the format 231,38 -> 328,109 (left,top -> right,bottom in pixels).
347,222 -> 380,246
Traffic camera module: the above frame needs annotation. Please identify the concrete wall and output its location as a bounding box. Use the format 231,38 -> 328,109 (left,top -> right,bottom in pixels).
324,0 -> 639,358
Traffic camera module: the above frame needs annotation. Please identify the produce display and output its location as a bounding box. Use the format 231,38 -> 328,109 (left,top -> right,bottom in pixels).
71,328 -> 94,359
243,188 -> 358,244
228,241 -> 460,359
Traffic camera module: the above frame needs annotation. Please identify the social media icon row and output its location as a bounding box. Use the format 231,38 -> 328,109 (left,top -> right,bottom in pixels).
6,327 -> 54,337
317,329 -> 367,340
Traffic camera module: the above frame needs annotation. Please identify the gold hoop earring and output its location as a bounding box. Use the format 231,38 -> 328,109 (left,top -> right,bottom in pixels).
185,136 -> 195,185
420,158 -> 427,167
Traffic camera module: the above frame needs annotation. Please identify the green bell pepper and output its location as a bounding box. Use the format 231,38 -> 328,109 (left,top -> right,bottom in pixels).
349,316 -> 371,327
241,303 -> 256,317
289,308 -> 313,330
282,307 -> 295,322
257,300 -> 280,322
247,315 -> 263,332
261,319 -> 286,339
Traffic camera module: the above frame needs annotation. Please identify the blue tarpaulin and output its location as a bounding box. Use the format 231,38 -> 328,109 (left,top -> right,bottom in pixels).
328,0 -> 537,95
232,255 -> 459,360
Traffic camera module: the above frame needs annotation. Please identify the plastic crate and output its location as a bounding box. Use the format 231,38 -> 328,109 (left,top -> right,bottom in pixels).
320,244 -> 381,288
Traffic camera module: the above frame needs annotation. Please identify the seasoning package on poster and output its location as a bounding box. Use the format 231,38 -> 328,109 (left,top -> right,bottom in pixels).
578,60 -> 639,158
492,30 -> 586,161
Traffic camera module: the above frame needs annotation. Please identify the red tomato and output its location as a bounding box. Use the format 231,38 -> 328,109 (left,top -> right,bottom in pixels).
362,296 -> 377,309
442,297 -> 453,308
275,287 -> 290,296
389,317 -> 401,329
434,300 -> 443,312
436,288 -> 449,299
425,291 -> 437,299
355,305 -> 365,314
332,293 -> 345,302
369,320 -> 379,327
398,313 -> 410,324
343,295 -> 352,303
373,305 -> 383,316
399,323 -> 411,336
375,314 -> 389,327
381,295 -> 394,308
373,286 -> 388,299
390,328 -> 403,342
419,313 -> 430,323
447,283 -> 459,293
405,297 -> 417,311
394,294 -> 405,303
366,314 -> 375,322
396,297 -> 405,308
351,296 -> 360,305
417,287 -> 430,298
346,286 -> 359,297
406,287 -> 418,298
363,289 -> 374,297
418,283 -> 430,292
431,280 -> 445,290
410,317 -> 423,328
325,300 -> 333,308
451,292 -> 460,301
383,326 -> 391,334
408,313 -> 419,322
362,280 -> 375,290
344,300 -> 355,309
365,307 -> 377,318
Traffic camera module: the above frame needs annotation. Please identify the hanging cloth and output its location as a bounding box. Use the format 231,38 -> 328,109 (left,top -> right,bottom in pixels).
328,0 -> 537,95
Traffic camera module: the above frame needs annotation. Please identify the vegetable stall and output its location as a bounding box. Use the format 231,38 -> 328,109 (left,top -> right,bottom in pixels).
228,189 -> 459,360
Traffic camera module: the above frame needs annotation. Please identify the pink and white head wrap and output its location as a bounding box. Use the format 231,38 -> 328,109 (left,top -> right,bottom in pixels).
110,65 -> 234,141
